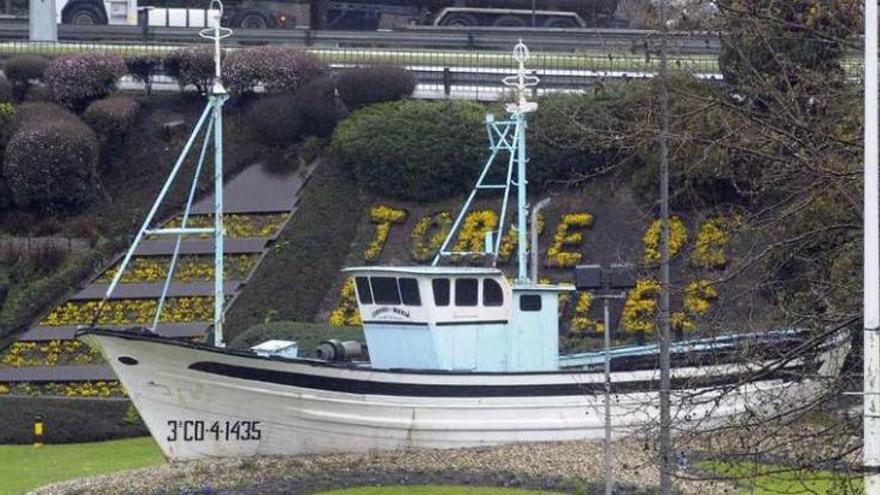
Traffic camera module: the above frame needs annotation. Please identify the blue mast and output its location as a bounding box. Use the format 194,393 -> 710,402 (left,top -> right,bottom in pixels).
102,1 -> 232,347
434,40 -> 539,283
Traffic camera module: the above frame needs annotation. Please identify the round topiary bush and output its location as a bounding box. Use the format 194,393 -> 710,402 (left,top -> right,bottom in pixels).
331,100 -> 485,202
293,76 -> 347,138
3,107 -> 99,211
529,91 -> 629,188
4,55 -> 49,100
124,53 -> 163,95
43,52 -> 126,109
223,46 -> 326,96
336,66 -> 416,110
84,96 -> 140,139
84,96 -> 140,163
165,46 -> 216,93
245,94 -> 302,147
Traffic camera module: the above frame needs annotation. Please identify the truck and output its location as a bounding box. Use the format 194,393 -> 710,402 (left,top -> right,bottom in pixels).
50,0 -> 618,29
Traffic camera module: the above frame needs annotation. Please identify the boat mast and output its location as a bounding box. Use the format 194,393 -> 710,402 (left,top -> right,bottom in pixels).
100,1 -> 232,348
202,1 -> 232,347
433,40 -> 539,283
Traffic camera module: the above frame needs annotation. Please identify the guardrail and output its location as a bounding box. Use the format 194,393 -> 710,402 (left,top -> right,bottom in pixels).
0,19 -> 720,54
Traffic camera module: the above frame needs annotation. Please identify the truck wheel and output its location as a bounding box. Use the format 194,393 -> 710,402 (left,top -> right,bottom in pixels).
438,12 -> 479,27
492,15 -> 527,27
543,17 -> 580,28
237,12 -> 269,29
64,4 -> 106,25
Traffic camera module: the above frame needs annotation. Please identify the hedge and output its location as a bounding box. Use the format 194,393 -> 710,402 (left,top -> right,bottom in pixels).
165,46 -> 215,93
223,46 -> 326,96
43,52 -> 126,109
0,396 -> 147,444
331,100 -> 485,201
4,55 -> 49,101
528,91 -> 628,188
245,94 -> 301,146
293,76 -> 347,138
336,66 -> 416,110
3,107 -> 99,211
124,53 -> 162,95
224,162 -> 363,339
84,96 -> 140,161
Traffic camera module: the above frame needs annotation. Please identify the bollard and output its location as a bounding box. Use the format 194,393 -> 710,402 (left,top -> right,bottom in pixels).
33,414 -> 44,448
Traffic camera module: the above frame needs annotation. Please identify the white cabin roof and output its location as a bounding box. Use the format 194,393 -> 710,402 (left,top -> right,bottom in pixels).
343,266 -> 503,277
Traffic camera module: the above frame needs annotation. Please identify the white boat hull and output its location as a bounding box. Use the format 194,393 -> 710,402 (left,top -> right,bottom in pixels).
80,329 -> 849,460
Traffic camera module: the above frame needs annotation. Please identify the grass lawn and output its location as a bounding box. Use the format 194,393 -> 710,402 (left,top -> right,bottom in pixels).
699,461 -> 862,495
316,487 -> 565,495
0,437 -> 164,495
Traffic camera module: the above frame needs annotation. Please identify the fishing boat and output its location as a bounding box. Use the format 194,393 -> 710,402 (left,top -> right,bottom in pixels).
78,12 -> 850,461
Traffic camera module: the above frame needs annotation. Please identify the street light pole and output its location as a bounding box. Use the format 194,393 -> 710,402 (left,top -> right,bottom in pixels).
865,0 -> 880,492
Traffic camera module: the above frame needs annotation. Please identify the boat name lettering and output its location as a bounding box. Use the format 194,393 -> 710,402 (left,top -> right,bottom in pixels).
166,420 -> 262,442
370,306 -> 411,319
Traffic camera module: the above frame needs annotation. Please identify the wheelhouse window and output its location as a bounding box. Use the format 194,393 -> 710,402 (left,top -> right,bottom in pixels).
483,279 -> 503,307
432,278 -> 450,306
455,278 -> 479,306
370,277 -> 401,305
520,294 -> 542,312
399,278 -> 422,306
354,277 -> 373,304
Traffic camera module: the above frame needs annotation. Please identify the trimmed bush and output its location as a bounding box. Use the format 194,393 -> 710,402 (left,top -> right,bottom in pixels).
165,46 -> 216,93
4,55 -> 49,100
3,107 -> 99,211
84,96 -> 140,163
331,100 -> 485,201
84,96 -> 140,140
245,94 -> 302,147
0,76 -> 12,102
293,76 -> 347,138
528,91 -> 628,188
223,46 -> 326,96
124,53 -> 162,95
0,396 -> 147,443
336,66 -> 416,110
14,102 -> 74,127
43,52 -> 126,109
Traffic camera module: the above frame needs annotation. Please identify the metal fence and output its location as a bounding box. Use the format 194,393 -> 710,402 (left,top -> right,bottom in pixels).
0,37 -> 864,100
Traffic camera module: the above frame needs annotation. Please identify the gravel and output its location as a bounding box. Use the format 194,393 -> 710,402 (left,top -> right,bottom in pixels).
31,439 -> 736,495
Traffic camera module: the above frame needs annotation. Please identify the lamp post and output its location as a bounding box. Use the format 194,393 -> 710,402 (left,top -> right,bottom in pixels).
575,263 -> 636,495
865,0 -> 880,492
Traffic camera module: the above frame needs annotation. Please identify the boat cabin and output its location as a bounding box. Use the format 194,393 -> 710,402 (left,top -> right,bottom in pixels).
343,266 -> 572,372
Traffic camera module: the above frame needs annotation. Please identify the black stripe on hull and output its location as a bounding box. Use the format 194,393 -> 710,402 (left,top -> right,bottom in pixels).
187,361 -> 805,398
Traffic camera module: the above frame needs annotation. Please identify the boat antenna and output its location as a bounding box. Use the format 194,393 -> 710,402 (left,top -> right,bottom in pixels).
97,1 -> 232,347
433,40 -> 539,283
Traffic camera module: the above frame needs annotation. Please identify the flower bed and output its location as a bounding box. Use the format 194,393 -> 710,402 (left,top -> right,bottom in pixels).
452,210 -> 498,262
0,381 -> 126,397
621,279 -> 661,333
570,292 -> 604,333
363,205 -> 408,262
408,211 -> 452,262
96,254 -> 259,284
498,214 -> 545,263
156,213 -> 288,239
40,297 -> 216,326
546,212 -> 593,268
642,217 -> 688,264
692,216 -> 740,269
329,278 -> 361,327
0,340 -> 103,368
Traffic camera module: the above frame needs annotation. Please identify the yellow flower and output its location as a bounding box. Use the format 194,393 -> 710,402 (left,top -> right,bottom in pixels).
622,279 -> 661,333
329,278 -> 361,327
546,212 -> 593,268
642,217 -> 688,264
409,211 -> 453,262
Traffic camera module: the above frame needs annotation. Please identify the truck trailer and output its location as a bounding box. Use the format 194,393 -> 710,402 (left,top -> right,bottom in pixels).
51,0 -> 618,29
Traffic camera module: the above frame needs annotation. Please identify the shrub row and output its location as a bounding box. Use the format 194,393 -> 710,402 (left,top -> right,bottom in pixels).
0,396 -> 147,444
331,100 -> 485,202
